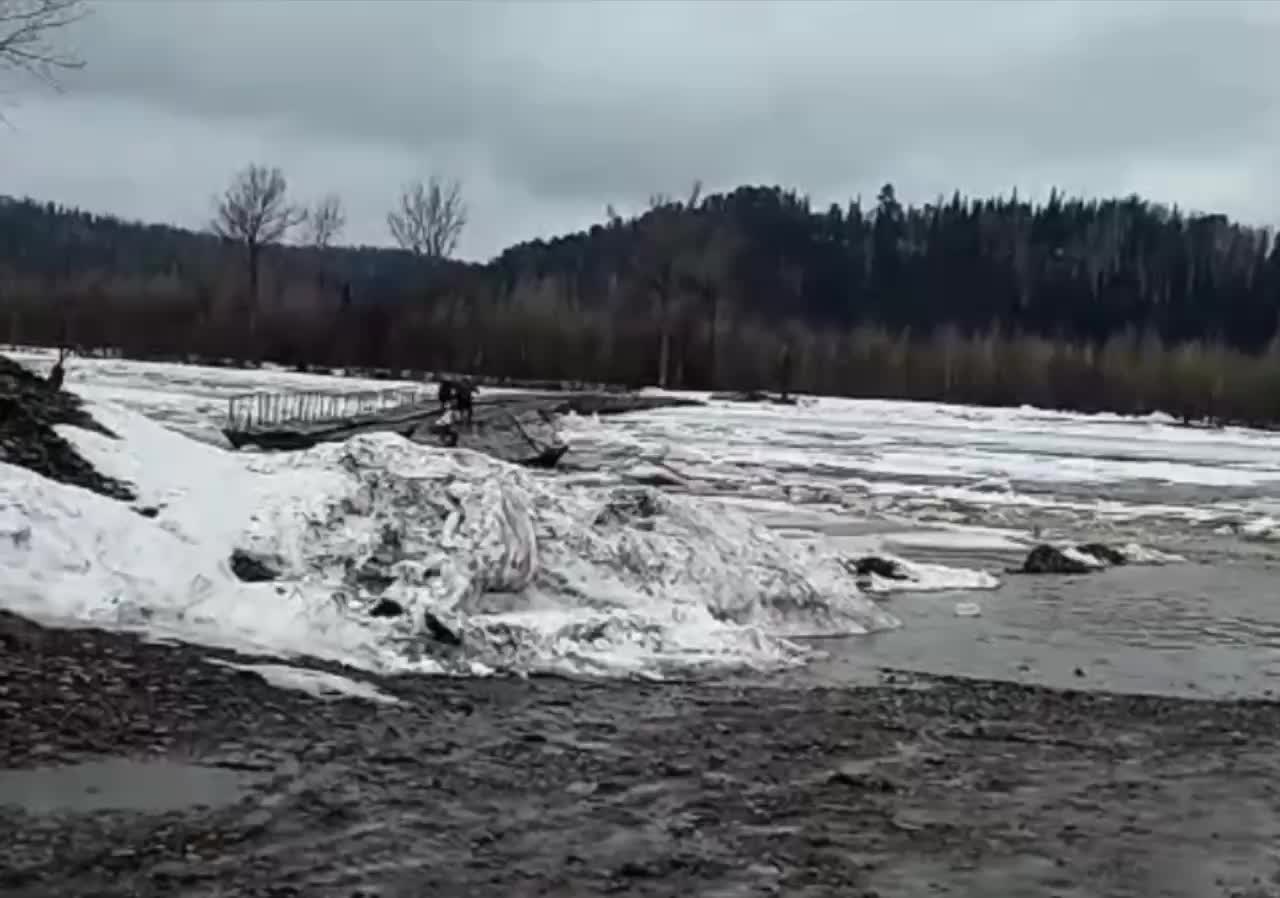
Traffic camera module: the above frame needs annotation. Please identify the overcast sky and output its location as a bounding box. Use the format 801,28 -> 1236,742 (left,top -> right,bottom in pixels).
1,0 -> 1278,260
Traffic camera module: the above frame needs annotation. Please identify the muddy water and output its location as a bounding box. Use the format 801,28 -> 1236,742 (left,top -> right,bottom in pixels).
0,758 -> 255,815
802,551 -> 1280,700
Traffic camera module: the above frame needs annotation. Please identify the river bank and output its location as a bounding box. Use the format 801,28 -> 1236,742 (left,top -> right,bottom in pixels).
3,612 -> 1278,898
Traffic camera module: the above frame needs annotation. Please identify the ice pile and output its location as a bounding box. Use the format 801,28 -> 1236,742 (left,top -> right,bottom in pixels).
1233,516 -> 1280,542
847,555 -> 1002,594
0,400 -> 1009,678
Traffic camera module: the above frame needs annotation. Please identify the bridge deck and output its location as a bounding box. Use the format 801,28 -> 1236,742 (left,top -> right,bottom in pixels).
221,389 -> 702,459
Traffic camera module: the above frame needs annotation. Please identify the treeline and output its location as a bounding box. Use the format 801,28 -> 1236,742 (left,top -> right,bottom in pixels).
0,195 -> 456,299
1,178 -> 1280,424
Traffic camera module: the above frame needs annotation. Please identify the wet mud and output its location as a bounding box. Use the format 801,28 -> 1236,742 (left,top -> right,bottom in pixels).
2,611 -> 1279,898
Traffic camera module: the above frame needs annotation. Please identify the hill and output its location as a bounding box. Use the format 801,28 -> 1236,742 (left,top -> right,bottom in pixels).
493,184 -> 1280,348
2,185 -> 1279,422
0,195 -> 471,299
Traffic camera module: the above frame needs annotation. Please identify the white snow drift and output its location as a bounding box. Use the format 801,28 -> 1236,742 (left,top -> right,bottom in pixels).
0,400 -> 1000,678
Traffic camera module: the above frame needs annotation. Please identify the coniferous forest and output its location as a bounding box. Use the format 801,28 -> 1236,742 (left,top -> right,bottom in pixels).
3,180 -> 1280,424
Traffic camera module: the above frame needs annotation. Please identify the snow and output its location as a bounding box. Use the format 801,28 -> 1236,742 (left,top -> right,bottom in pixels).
0,396 -> 944,678
874,527 -> 1031,553
1115,543 -> 1187,565
852,555 -> 1002,595
0,348 -> 1225,680
0,346 -> 521,449
15,343 -> 1280,533
1061,546 -> 1108,570
210,661 -> 400,705
558,392 -> 1280,535
1239,517 -> 1280,541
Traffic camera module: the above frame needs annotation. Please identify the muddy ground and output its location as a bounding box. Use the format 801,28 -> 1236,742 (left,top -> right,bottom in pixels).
0,355 -> 136,501
2,611 -> 1279,898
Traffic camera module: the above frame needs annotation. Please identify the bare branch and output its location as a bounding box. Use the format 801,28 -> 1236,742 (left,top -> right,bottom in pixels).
301,193 -> 345,249
0,0 -> 88,87
210,164 -> 304,315
211,163 -> 305,249
686,179 -> 702,211
387,175 -> 467,259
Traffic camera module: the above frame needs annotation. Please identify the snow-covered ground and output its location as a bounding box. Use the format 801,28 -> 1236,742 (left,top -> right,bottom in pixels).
559,391 -> 1280,547
15,345 -> 1280,537
1,347 -> 525,449
2,347 -> 1260,684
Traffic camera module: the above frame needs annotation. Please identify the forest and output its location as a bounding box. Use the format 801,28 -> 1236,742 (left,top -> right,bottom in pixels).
2,173 -> 1280,425
2,0 -> 1280,423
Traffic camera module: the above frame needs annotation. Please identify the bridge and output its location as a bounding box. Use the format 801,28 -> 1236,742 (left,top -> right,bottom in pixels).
220,385 -> 703,463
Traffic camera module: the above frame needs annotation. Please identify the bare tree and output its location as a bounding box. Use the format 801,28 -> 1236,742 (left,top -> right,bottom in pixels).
681,221 -> 741,387
0,0 -> 86,85
301,193 -> 345,249
637,180 -> 702,388
387,175 -> 467,259
211,163 -> 305,324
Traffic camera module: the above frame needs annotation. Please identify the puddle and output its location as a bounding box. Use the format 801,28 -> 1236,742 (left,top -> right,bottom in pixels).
0,757 -> 255,814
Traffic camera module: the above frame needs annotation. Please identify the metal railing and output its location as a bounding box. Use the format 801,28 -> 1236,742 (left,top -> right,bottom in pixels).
226,387 -> 431,431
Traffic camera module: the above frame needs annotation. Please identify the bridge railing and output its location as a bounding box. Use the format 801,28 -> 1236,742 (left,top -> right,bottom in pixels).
226,387 -> 431,431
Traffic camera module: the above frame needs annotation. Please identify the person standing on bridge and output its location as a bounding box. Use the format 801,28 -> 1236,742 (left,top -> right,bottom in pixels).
437,378 -> 456,410
454,379 -> 477,425
435,377 -> 477,427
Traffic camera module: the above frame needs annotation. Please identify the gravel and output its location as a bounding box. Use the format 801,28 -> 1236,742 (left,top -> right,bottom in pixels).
3,610 -> 1279,897
0,355 -> 136,501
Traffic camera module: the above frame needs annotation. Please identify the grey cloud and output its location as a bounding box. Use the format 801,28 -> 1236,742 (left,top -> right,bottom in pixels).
2,0 -> 1277,258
